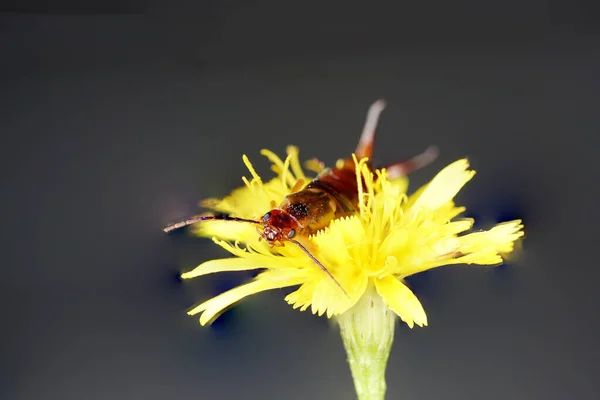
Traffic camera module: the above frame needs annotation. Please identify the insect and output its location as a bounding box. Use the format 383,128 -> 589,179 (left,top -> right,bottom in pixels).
164,100 -> 438,294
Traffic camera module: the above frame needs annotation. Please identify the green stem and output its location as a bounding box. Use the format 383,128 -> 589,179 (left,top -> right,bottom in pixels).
337,284 -> 396,400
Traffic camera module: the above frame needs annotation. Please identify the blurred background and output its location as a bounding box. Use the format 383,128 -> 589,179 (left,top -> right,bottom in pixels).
1,1 -> 599,399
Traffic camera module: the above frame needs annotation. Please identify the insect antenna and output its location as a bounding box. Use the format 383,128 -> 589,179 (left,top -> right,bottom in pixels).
290,239 -> 349,297
163,214 -> 261,233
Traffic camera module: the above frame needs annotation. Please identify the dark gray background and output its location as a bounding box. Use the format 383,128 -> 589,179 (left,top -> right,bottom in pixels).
1,1 -> 598,399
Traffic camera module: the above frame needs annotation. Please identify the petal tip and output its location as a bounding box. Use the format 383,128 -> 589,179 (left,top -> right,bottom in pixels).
181,272 -> 193,280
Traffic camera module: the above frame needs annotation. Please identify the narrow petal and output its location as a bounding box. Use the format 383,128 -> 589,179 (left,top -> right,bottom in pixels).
430,202 -> 467,224
242,154 -> 262,184
311,217 -> 362,268
260,149 -> 286,176
311,278 -> 338,317
280,153 -> 295,188
286,145 -> 306,181
189,274 -> 305,325
304,159 -> 326,174
459,220 -> 525,254
410,159 -> 475,211
191,220 -> 258,242
199,177 -> 291,222
385,175 -> 409,197
286,267 -> 367,318
212,238 -> 298,270
438,219 -> 474,236
375,276 -> 428,328
310,272 -> 366,318
452,250 -> 504,265
376,177 -> 408,228
377,228 -> 409,263
285,280 -> 317,311
181,257 -> 266,280
400,221 -> 524,276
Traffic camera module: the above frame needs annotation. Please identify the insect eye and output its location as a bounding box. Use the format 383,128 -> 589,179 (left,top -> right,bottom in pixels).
262,212 -> 271,222
287,229 -> 296,239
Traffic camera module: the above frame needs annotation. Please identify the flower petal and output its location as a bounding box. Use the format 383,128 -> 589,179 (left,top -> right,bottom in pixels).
285,265 -> 367,318
377,228 -> 409,263
429,202 -> 467,224
189,273 -> 305,325
211,238 -> 311,272
198,149 -> 306,224
311,278 -> 339,317
375,276 -> 428,328
458,220 -> 524,254
242,154 -> 263,184
286,145 -> 306,181
259,149 -> 287,176
311,217 -> 363,269
451,250 -> 504,265
310,272 -> 367,318
399,220 -> 525,275
285,280 -> 317,312
410,159 -> 475,211
181,257 -> 267,280
437,219 -> 474,236
191,220 -> 258,242
199,178 -> 288,220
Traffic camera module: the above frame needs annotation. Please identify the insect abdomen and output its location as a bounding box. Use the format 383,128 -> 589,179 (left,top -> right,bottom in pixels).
306,167 -> 360,214
282,161 -> 365,234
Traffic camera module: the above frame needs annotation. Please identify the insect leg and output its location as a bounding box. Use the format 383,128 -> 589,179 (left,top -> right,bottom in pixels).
355,99 -> 386,159
383,146 -> 439,179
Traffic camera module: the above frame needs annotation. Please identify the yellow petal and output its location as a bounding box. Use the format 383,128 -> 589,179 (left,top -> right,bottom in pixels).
311,278 -> 339,317
459,220 -> 525,254
411,159 -> 475,211
285,280 -> 317,312
304,158 -> 326,174
375,276 -> 428,328
242,154 -> 262,184
259,149 -> 287,176
286,145 -> 306,181
211,239 -> 301,270
430,202 -> 467,224
438,219 -> 474,236
387,175 -> 409,196
191,220 -> 258,242
285,266 -> 367,318
400,221 -> 524,274
199,187 -> 263,219
453,250 -> 504,265
310,272 -> 367,318
311,217 -> 362,268
198,151 -> 298,221
181,257 -> 267,280
189,274 -> 305,325
377,228 -> 409,262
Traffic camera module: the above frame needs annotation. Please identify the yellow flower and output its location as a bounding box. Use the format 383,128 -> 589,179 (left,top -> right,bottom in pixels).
182,146 -> 524,327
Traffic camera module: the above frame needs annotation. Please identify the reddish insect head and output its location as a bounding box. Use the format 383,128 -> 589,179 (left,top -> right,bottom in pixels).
260,209 -> 300,245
